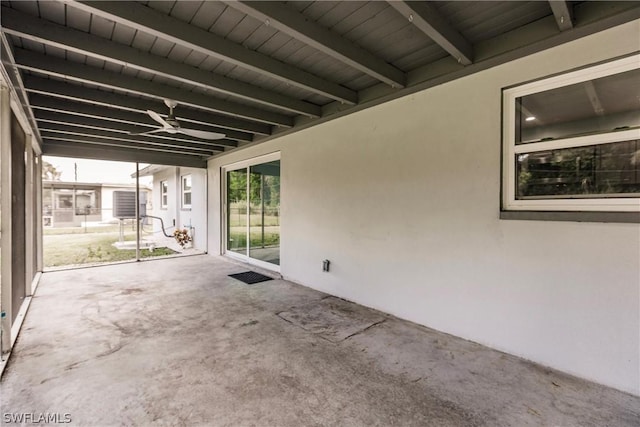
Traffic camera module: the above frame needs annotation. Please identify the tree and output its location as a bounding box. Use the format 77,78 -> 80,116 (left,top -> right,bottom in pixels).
42,161 -> 62,181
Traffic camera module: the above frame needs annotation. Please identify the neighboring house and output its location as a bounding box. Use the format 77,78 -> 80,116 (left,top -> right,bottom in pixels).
136,165 -> 206,251
42,181 -> 151,227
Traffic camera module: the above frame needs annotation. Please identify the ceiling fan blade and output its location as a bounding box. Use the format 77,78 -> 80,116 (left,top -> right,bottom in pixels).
147,110 -> 172,128
177,128 -> 226,140
128,128 -> 167,136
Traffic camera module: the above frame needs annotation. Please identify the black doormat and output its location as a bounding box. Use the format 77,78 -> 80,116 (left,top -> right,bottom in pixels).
229,271 -> 273,285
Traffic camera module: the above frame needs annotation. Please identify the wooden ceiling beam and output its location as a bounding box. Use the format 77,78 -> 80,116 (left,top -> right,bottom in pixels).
70,0 -> 358,105
387,1 -> 473,65
225,1 -> 406,88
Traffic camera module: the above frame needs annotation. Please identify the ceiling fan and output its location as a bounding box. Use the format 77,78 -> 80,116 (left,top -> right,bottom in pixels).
132,100 -> 226,140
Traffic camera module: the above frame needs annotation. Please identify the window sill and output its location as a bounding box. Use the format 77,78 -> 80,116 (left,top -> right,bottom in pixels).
500,210 -> 640,223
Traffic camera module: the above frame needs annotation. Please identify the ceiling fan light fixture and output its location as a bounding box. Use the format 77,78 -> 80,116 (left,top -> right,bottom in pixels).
164,99 -> 178,109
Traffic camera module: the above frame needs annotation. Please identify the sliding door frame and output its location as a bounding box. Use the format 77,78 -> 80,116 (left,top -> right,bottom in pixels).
221,152 -> 281,272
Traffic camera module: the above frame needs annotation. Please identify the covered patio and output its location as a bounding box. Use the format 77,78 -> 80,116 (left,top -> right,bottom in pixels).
1,255 -> 637,426
1,1 -> 639,421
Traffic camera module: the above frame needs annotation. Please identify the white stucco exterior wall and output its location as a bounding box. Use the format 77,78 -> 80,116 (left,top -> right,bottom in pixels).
208,21 -> 640,395
152,167 -> 207,251
178,167 -> 207,251
151,168 -> 178,234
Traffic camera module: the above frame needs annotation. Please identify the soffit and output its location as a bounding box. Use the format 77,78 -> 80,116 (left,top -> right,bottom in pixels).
1,0 -> 637,168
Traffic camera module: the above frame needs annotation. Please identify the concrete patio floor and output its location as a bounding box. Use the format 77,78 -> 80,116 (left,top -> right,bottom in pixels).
1,255 -> 638,426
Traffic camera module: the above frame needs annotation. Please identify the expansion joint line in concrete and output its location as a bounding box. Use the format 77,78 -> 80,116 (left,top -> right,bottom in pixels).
343,319 -> 387,341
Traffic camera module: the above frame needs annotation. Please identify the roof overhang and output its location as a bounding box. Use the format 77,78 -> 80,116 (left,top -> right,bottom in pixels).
1,1 -> 638,168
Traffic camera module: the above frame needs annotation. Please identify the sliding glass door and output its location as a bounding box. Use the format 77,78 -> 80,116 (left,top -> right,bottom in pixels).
225,154 -> 280,269
227,168 -> 248,256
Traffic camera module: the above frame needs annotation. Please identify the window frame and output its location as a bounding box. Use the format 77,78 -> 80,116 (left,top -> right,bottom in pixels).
181,175 -> 192,209
160,180 -> 168,209
502,54 -> 640,214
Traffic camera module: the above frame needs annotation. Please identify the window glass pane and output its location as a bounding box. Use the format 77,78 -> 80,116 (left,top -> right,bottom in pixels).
182,176 -> 192,207
75,189 -> 98,215
54,189 -> 73,209
516,140 -> 640,198
227,169 -> 247,254
248,161 -> 280,265
516,68 -> 640,143
161,181 -> 167,207
43,188 -> 52,216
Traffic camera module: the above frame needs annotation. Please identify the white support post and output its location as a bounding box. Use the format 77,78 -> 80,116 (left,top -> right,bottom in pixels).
204,168 -> 208,254
24,137 -> 34,295
0,85 -> 13,352
175,167 -> 181,236
35,153 -> 43,274
135,162 -> 140,261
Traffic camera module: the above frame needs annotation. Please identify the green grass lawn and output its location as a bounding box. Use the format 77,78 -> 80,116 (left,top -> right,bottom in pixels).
44,230 -> 175,268
43,223 -> 134,235
228,225 -> 279,250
